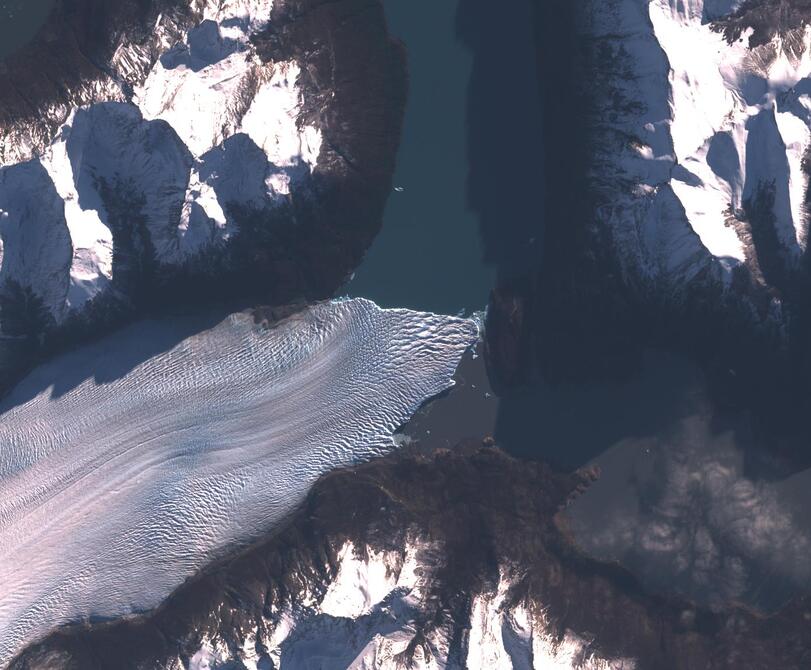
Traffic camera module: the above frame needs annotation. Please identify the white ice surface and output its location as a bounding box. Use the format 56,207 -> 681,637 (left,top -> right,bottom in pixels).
0,298 -> 478,666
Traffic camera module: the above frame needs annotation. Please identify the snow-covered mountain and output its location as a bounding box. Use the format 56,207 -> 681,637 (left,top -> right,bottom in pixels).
0,0 -> 405,389
586,0 -> 811,305
178,544 -> 630,670
0,0 -> 318,319
486,0 -> 811,431
13,0 -> 811,667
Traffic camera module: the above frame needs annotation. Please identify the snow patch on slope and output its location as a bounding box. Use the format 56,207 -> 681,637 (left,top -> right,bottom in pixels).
40,118 -> 114,311
197,0 -> 275,32
467,572 -> 635,670
0,162 -> 72,320
648,0 -> 751,262
135,19 -> 259,158
588,0 -> 715,286
135,2 -> 321,167
239,61 -> 323,172
189,635 -> 231,670
320,541 -> 407,619
649,0 -> 811,263
66,103 -> 195,263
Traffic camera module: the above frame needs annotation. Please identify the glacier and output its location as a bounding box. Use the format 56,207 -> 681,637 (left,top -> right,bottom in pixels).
0,298 -> 478,666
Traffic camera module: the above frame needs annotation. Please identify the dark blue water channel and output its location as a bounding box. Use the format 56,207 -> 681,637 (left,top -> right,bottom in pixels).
345,0 -> 496,315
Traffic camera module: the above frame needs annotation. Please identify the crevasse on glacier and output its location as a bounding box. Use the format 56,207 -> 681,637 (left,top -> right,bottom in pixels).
0,298 -> 479,666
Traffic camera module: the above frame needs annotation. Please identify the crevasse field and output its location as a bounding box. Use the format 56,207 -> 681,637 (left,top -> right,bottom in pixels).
0,298 -> 479,665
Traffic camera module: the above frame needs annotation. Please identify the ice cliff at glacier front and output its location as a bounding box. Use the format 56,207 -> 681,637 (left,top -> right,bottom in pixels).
0,298 -> 478,667
585,0 -> 811,306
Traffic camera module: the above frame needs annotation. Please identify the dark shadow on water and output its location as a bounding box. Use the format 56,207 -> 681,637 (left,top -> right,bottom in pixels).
454,0 -> 811,614
0,0 -> 54,61
455,0 -> 543,281
457,0 -> 811,479
495,351 -> 700,471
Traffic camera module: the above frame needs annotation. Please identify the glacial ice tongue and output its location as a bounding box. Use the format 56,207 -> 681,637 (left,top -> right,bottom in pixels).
0,298 -> 479,667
